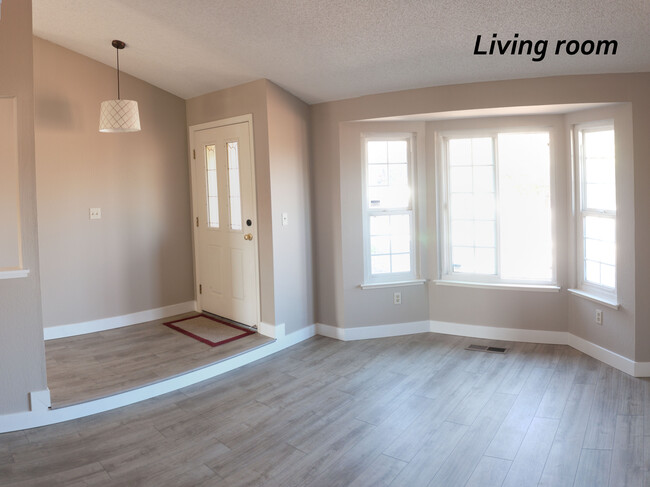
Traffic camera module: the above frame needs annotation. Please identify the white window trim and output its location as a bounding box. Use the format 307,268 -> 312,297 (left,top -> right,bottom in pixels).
361,133 -> 419,285
572,120 -> 618,303
437,127 -> 558,286
0,269 -> 29,280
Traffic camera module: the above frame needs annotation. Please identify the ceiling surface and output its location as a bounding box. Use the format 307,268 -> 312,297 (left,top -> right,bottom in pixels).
32,0 -> 650,104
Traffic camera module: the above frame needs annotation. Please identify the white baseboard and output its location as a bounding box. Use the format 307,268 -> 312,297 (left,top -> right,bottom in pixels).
430,320 -> 568,345
567,334 -> 636,376
258,322 -> 286,339
316,321 -> 430,341
0,323 -> 317,433
43,301 -> 198,340
314,319 -> 648,378
29,389 -> 51,412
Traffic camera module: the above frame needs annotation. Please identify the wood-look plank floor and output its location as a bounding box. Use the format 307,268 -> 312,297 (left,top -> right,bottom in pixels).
2,332 -> 649,486
44,312 -> 274,407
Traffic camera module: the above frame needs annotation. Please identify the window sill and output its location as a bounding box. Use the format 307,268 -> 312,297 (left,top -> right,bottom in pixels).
0,269 -> 30,280
434,280 -> 560,292
567,288 -> 620,310
360,279 -> 427,290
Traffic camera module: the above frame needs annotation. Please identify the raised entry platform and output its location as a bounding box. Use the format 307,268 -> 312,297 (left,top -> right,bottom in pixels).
45,312 -> 274,408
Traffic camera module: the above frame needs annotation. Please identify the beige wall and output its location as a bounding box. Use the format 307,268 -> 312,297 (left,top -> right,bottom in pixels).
0,0 -> 48,414
311,73 -> 650,362
266,82 -> 314,334
566,105 -> 636,359
339,121 -> 429,326
426,114 -> 569,333
187,79 -> 315,332
34,38 -> 194,328
186,80 -> 276,326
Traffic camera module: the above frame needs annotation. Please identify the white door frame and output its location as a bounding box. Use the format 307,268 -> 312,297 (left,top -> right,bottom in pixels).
188,114 -> 261,328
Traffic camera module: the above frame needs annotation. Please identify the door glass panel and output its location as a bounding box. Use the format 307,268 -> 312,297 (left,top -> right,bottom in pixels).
205,145 -> 219,228
227,141 -> 242,230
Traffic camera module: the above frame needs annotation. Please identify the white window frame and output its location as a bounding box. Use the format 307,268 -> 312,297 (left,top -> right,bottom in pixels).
361,133 -> 419,285
573,120 -> 617,302
438,127 -> 557,286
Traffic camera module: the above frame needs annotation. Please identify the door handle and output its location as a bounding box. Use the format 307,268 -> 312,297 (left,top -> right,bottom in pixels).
244,233 -> 253,241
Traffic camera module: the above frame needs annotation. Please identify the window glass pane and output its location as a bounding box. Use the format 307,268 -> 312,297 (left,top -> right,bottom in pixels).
450,194 -> 473,220
585,260 -> 600,284
475,248 -> 496,274
205,145 -> 219,228
474,221 -> 496,247
387,141 -> 407,163
388,164 -> 408,186
472,138 -> 493,165
371,255 -> 390,274
370,236 -> 390,255
584,129 -> 614,159
370,215 -> 389,236
391,235 -> 410,253
368,164 -> 388,186
391,253 -> 411,273
585,216 -> 615,242
369,213 -> 411,276
449,139 -> 472,166
498,132 -> 552,280
473,166 -> 494,193
450,167 -> 473,193
473,193 -> 495,221
583,129 -> 615,211
368,141 -> 387,164
452,247 -> 474,273
585,183 -> 615,210
227,142 -> 242,231
448,136 -> 497,277
601,264 -> 616,288
451,220 -> 474,247
366,137 -> 414,279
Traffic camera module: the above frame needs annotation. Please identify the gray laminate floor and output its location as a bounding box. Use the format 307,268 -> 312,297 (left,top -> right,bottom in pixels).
2,332 -> 649,486
45,312 -> 274,407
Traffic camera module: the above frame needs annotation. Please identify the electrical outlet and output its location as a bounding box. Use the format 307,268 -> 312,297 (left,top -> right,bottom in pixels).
393,292 -> 401,305
89,208 -> 101,220
595,309 -> 603,325
282,212 -> 289,226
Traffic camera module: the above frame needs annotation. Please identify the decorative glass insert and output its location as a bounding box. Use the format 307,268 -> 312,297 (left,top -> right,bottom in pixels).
227,141 -> 242,231
205,145 -> 219,228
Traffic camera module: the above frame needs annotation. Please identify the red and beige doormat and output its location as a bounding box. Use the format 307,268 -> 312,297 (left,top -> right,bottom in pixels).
163,314 -> 254,347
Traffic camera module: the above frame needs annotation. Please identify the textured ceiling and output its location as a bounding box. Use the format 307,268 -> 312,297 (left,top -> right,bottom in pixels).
33,0 -> 650,104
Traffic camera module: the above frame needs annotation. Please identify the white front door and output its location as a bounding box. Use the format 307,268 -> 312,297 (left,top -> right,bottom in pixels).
192,119 -> 259,327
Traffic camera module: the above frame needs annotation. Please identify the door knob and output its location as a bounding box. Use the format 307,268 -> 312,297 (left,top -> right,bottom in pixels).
244,233 -> 253,241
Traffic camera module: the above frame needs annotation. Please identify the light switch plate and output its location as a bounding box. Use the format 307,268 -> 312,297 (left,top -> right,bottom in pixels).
90,208 -> 101,220
282,212 -> 288,226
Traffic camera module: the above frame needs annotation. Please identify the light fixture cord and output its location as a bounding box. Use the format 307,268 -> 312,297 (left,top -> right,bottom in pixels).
116,46 -> 121,100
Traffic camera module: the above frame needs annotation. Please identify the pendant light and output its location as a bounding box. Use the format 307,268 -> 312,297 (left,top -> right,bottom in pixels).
99,40 -> 141,133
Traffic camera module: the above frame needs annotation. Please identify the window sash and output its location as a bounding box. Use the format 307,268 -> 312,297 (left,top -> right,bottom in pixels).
362,134 -> 417,284
575,123 -> 617,297
440,130 -> 554,285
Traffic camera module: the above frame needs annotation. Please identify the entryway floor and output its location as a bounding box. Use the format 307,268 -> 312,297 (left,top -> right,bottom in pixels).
45,312 -> 274,407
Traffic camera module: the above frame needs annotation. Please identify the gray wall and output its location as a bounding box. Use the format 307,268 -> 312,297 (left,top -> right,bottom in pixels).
186,80 -> 276,327
186,79 -> 314,333
266,82 -> 314,334
426,114 -> 569,333
34,38 -> 194,328
566,105 -> 636,359
339,121 -> 429,326
0,0 -> 48,414
311,73 -> 650,362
